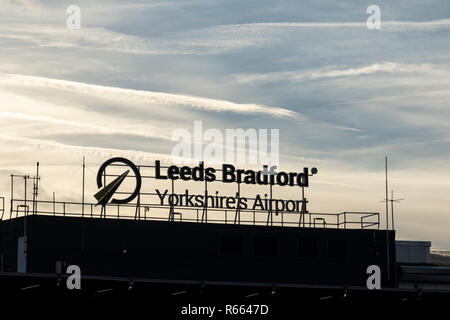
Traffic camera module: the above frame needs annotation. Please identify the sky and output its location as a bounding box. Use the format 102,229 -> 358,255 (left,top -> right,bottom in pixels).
0,0 -> 449,248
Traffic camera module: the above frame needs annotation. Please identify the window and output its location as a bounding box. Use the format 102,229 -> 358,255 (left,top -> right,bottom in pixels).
328,240 -> 346,259
254,237 -> 277,257
219,235 -> 244,256
298,239 -> 317,258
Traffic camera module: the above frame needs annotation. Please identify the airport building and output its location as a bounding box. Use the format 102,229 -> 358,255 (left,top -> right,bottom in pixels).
0,158 -> 449,313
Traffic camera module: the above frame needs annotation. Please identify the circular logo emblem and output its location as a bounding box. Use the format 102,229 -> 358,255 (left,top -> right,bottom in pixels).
95,157 -> 142,206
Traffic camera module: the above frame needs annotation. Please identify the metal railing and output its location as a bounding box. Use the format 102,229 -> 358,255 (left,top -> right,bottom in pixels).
4,198 -> 380,230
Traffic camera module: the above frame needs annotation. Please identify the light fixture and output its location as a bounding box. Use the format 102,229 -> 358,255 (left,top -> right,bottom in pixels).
96,288 -> 113,294
128,280 -> 134,291
21,284 -> 40,291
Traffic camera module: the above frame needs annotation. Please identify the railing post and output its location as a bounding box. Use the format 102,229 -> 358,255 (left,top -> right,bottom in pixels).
344,212 -> 347,229
378,213 -> 380,230
10,175 -> 13,220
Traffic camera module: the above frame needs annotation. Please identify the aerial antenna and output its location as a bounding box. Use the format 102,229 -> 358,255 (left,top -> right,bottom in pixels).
390,190 -> 404,230
32,162 -> 40,215
381,190 -> 404,230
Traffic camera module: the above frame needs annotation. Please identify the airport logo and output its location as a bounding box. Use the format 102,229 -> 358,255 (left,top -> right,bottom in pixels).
94,157 -> 142,206
94,157 -> 317,214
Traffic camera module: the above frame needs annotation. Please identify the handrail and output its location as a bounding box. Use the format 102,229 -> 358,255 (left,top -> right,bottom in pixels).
6,198 -> 381,230
313,218 -> 326,228
360,213 -> 379,229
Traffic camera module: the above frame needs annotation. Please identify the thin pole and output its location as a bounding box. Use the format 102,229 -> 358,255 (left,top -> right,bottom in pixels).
36,162 -> 39,214
81,158 -> 86,253
102,168 -> 106,218
238,183 -> 241,224
10,175 -> 13,219
300,186 -> 305,227
24,176 -> 27,236
82,157 -> 85,218
169,178 -> 174,221
23,175 -> 28,274
32,176 -> 35,215
269,182 -> 272,226
391,190 -> 395,230
385,157 -> 389,231
385,156 -> 390,281
32,162 -> 39,215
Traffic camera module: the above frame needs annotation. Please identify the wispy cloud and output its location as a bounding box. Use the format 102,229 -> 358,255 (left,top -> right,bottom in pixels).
0,111 -> 171,140
0,24 -> 270,55
329,90 -> 450,106
0,134 -> 177,164
2,17 -> 448,58
0,73 -> 302,119
239,19 -> 450,29
233,62 -> 440,84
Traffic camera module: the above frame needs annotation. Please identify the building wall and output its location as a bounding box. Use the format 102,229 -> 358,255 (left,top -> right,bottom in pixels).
0,216 -> 396,287
396,240 -> 431,264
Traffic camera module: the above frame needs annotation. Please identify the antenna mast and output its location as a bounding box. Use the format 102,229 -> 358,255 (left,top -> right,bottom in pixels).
82,156 -> 86,217
385,156 -> 390,281
385,156 -> 389,230
389,190 -> 404,230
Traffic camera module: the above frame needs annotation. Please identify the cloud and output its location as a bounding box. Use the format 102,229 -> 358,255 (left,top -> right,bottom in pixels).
0,134 -> 177,164
2,15 -> 448,58
232,62 -> 440,84
0,73 -> 303,119
0,110 -> 171,140
239,19 -> 450,29
329,90 -> 450,106
0,24 -> 270,55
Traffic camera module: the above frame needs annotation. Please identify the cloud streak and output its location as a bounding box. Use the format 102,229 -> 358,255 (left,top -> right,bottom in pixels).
0,134 -> 177,164
0,73 -> 302,119
233,62 -> 440,84
239,19 -> 450,29
0,111 -> 171,140
1,18 -> 448,58
0,24 -> 269,55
